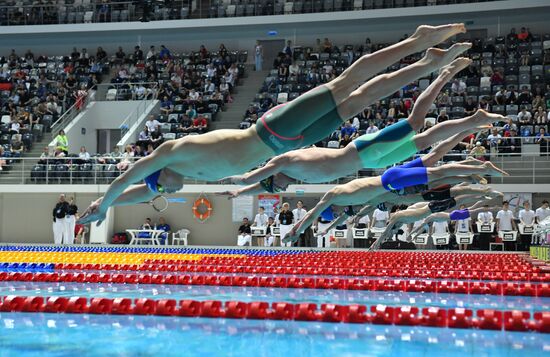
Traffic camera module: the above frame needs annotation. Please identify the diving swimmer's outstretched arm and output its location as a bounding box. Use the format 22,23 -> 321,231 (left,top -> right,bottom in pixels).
79,144 -> 173,225
227,155 -> 287,185
218,182 -> 265,199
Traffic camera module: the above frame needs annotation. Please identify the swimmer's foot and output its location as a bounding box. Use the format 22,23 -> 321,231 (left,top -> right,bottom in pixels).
470,109 -> 506,127
421,43 -> 472,70
438,57 -> 472,80
410,23 -> 466,48
470,174 -> 488,185
482,161 -> 509,177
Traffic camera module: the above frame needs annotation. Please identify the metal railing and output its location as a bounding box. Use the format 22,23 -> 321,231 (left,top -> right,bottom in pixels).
0,0 -> 503,26
1,143 -> 549,185
50,85 -> 96,139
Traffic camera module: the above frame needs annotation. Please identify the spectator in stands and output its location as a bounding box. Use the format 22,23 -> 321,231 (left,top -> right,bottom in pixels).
469,141 -> 487,161
117,145 -> 135,171
146,46 -> 156,61
517,27 -> 531,42
503,128 -> 521,155
145,115 -> 160,133
38,147 -> 51,165
507,28 -> 518,42
487,127 -> 503,153
254,41 -> 263,71
534,107 -> 547,124
464,97 -> 477,116
517,86 -> 533,105
533,95 -> 545,111
463,62 -> 479,78
536,127 -> 550,154
159,45 -> 171,60
8,117 -> 20,135
160,96 -> 173,115
137,126 -> 151,149
53,194 -> 69,244
339,134 -> 352,148
9,134 -> 24,157
494,88 -> 507,105
340,120 -> 357,139
366,121 -> 379,134
490,70 -> 504,86
503,117 -> 518,135
282,40 -> 293,58
436,109 -> 449,124
436,90 -> 452,107
96,46 -> 107,61
191,114 -> 208,134
134,145 -> 146,157
54,129 -> 68,155
0,147 -> 6,171
237,217 -> 252,246
78,146 -> 91,164
323,38 -> 333,53
480,60 -> 493,77
536,200 -> 550,224
450,78 -> 466,96
156,217 -> 171,245
517,107 -> 533,124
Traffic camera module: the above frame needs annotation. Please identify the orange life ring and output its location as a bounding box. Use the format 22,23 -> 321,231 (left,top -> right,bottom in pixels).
192,197 -> 213,222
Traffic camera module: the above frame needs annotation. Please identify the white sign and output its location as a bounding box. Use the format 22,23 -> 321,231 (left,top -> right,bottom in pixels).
232,195 -> 254,222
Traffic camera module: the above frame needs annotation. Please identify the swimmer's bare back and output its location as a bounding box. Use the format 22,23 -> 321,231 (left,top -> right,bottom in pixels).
165,128 -> 274,181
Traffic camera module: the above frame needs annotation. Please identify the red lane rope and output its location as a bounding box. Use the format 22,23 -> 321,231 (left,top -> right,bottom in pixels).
0,295 -> 548,333
2,271 -> 549,297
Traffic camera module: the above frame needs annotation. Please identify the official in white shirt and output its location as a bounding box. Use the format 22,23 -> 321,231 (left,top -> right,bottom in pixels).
519,201 -> 536,246
497,201 -> 517,251
477,205 -> 495,250
536,200 -> 550,223
253,206 -> 269,227
371,207 -> 389,228
455,204 -> 473,251
292,200 -> 307,223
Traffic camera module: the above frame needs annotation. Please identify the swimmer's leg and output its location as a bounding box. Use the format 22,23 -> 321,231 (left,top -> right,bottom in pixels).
412,109 -> 506,152
334,24 -> 466,93
427,161 -> 509,180
336,43 -> 471,119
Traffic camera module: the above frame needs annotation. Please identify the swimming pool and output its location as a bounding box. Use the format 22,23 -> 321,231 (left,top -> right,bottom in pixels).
0,313 -> 547,357
0,245 -> 548,357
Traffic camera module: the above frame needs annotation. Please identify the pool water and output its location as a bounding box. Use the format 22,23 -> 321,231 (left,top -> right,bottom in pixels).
1,282 -> 549,313
0,313 -> 547,357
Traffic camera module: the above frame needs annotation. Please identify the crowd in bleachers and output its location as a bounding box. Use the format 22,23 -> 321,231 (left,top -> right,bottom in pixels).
0,0 -> 496,26
0,46 -> 108,174
29,43 -> 247,183
244,27 -> 550,161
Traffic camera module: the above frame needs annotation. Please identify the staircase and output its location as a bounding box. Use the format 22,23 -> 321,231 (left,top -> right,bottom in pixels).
0,133 -> 50,184
211,66 -> 269,130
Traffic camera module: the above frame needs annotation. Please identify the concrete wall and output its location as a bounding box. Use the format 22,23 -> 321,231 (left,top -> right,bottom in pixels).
0,1 -> 548,58
1,185 -> 550,245
59,101 -> 153,154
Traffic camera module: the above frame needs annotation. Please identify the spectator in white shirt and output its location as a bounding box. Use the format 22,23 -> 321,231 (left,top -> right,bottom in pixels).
253,207 -> 269,227
536,200 -> 550,223
78,146 -> 91,162
366,121 -> 379,134
371,207 -> 389,228
206,64 -> 217,78
204,79 -> 216,94
451,78 -> 466,96
517,108 -> 532,124
146,46 -> 156,60
145,115 -> 160,133
188,89 -> 200,101
9,118 -> 20,134
496,201 -> 516,232
351,117 -> 360,130
289,62 -> 299,76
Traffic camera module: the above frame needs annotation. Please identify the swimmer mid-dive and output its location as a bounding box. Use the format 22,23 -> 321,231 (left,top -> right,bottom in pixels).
281,160 -> 507,243
370,191 -> 503,249
80,24 -> 468,225
222,61 -> 507,196
406,201 -> 500,242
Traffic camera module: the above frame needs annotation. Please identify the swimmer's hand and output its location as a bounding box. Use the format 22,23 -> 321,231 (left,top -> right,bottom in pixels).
216,190 -> 239,200
79,198 -> 107,226
282,225 -> 300,244
220,175 -> 247,185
